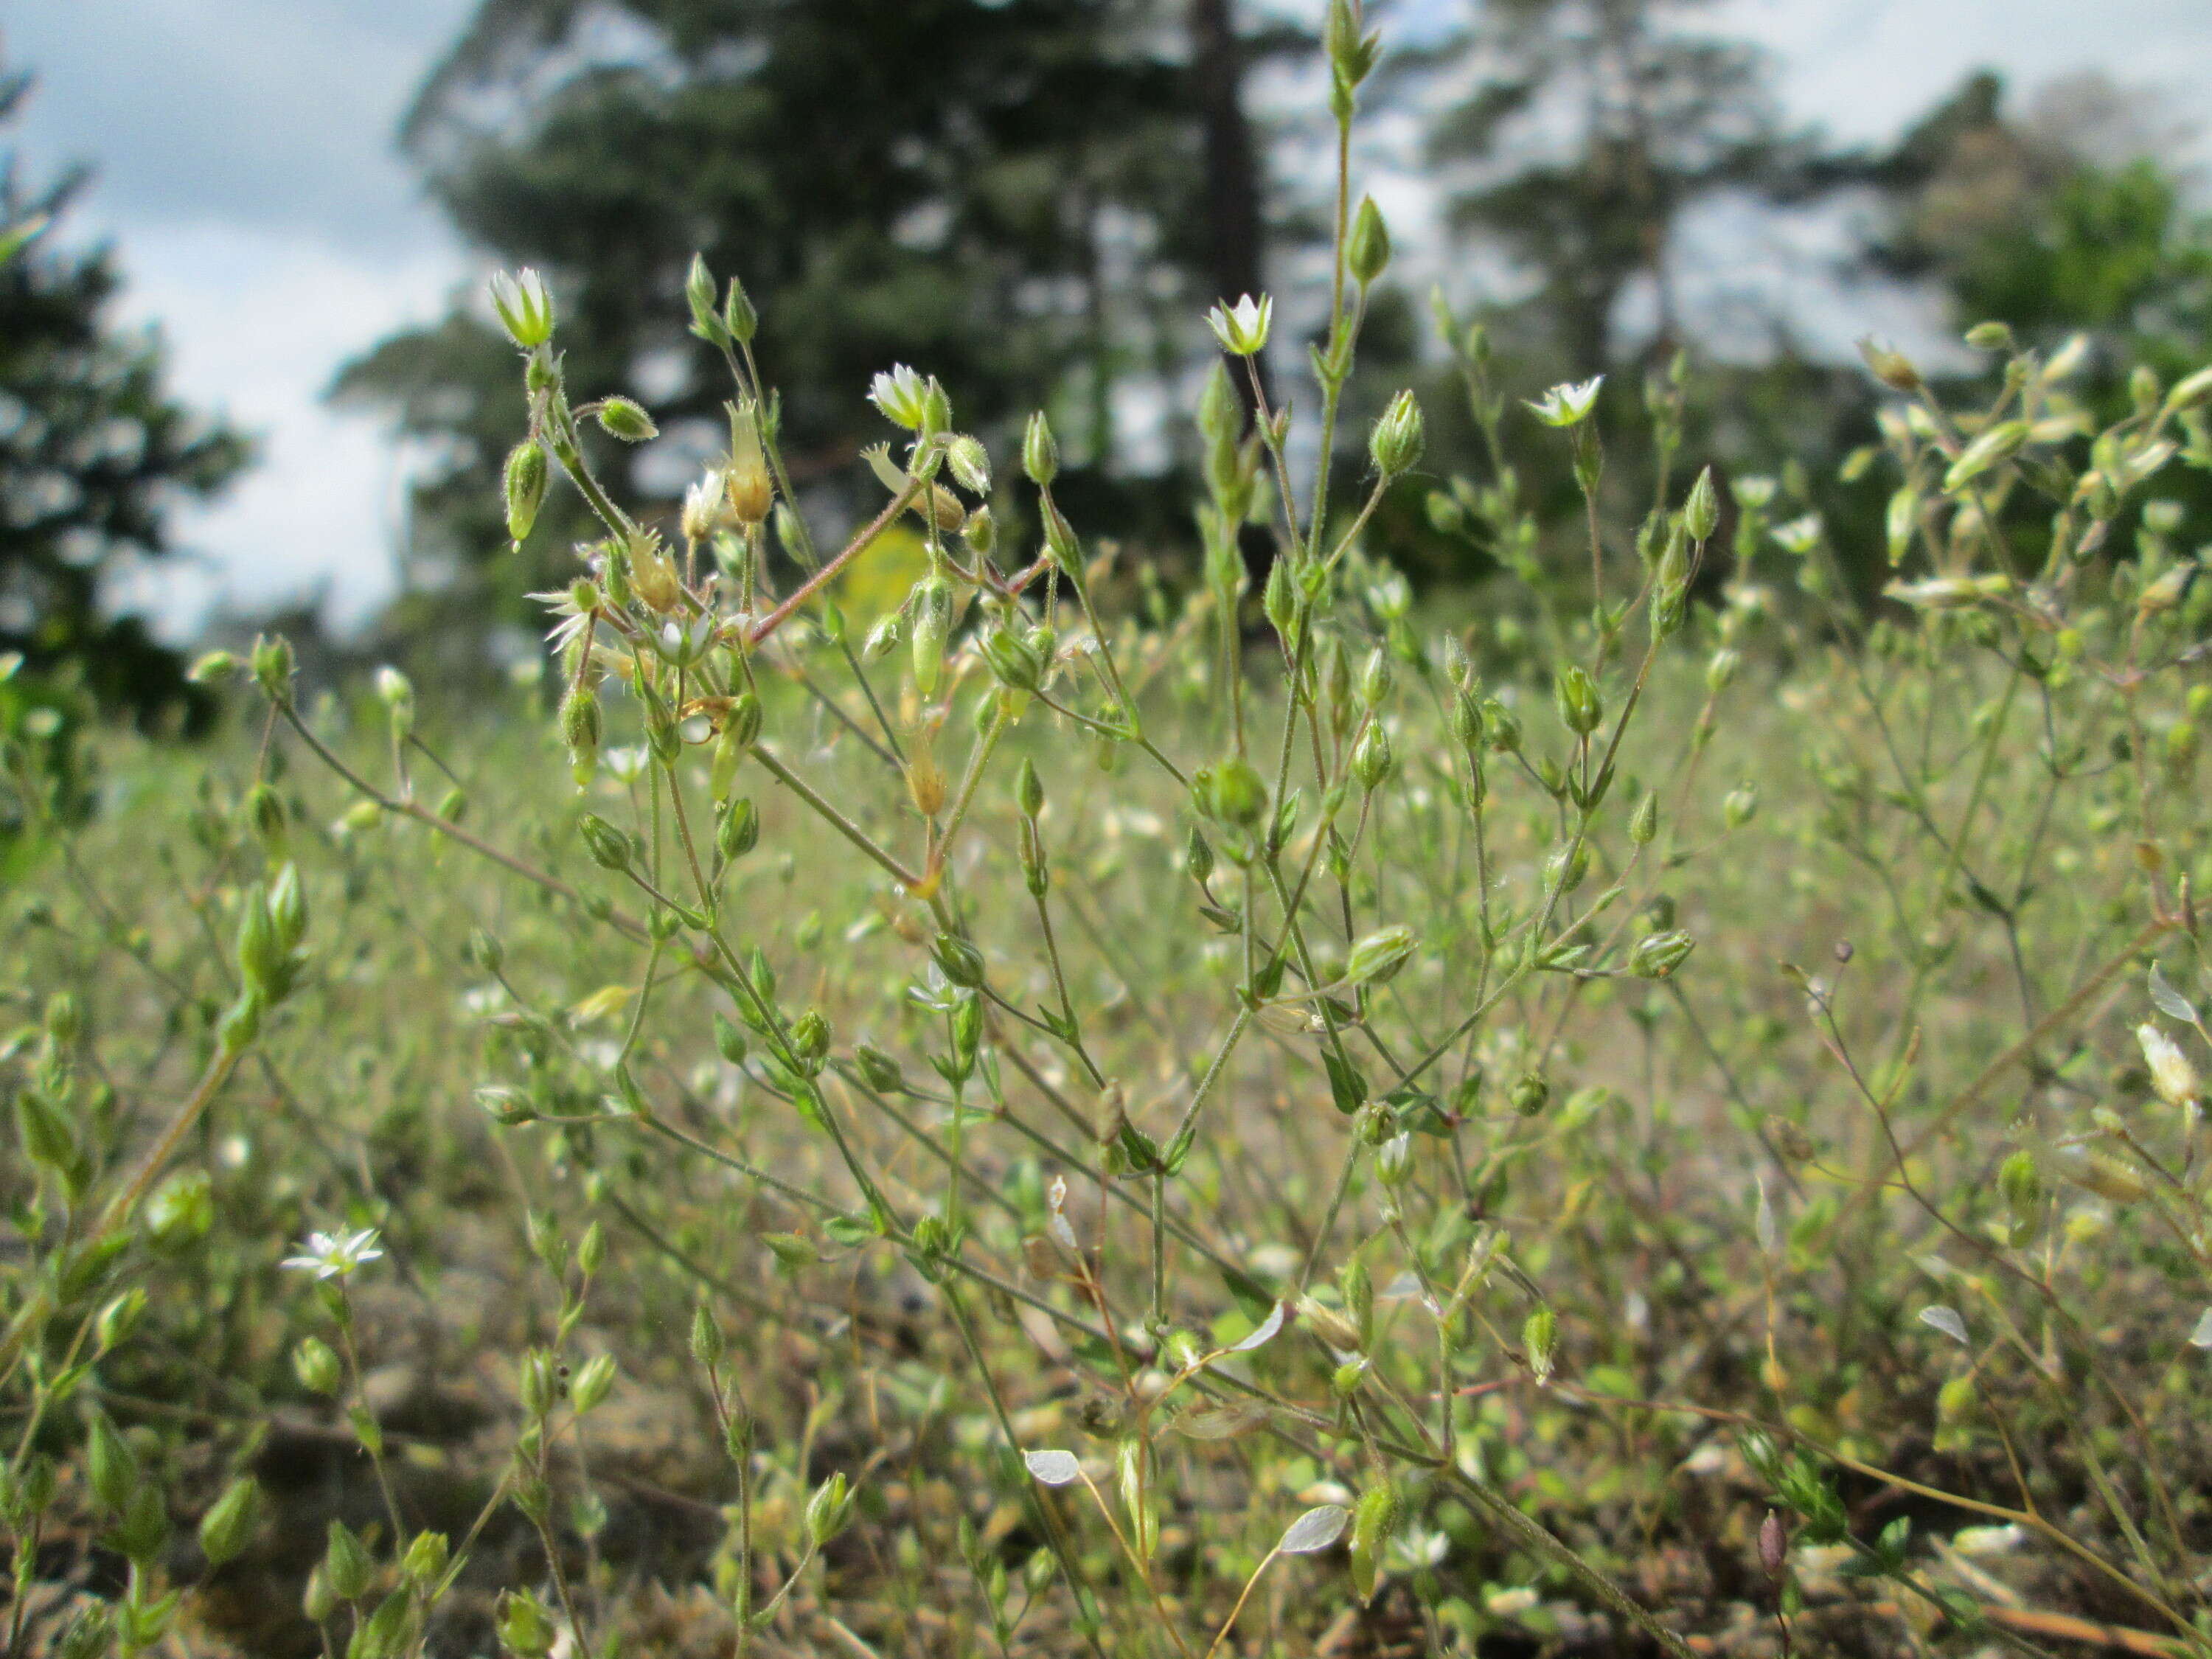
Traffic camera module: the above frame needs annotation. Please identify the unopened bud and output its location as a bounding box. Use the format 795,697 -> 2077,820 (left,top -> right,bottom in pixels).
1511,1071 -> 1548,1117
596,396 -> 658,443
1368,389 -> 1423,476
911,577 -> 953,697
716,796 -> 759,863
1347,195 -> 1390,288
1351,722 -> 1393,792
504,440 -> 548,543
1521,1305 -> 1557,1382
1684,465 -> 1719,541
1629,930 -> 1695,979
1858,338 -> 1921,392
1023,411 -> 1059,487
1553,664 -> 1603,737
577,813 -> 633,872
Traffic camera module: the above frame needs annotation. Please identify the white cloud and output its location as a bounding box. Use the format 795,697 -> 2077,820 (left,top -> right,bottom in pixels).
15,0 -> 2212,642
1719,0 -> 2211,158
100,223 -> 467,638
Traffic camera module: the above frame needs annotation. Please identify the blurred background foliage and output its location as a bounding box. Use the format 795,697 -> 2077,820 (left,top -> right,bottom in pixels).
4,0 -> 2212,706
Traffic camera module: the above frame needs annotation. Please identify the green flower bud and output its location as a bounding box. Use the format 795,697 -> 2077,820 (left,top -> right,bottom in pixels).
251,631 -> 295,700
1511,1071 -> 1549,1117
980,625 -> 1045,693
577,813 -> 633,872
932,933 -> 987,990
1450,686 -> 1484,748
1368,389 -> 1424,476
560,686 -> 602,782
1545,839 -> 1590,893
1358,647 -> 1393,709
403,1530 -> 450,1589
1348,1479 -> 1402,1604
807,1472 -> 855,1548
187,650 -> 241,684
717,796 -> 759,863
685,253 -> 722,341
1346,924 -> 1416,987
709,1013 -> 748,1068
1630,793 -> 1659,845
504,440 -> 548,543
595,396 -> 658,443
1857,338 -> 1921,392
911,576 -> 953,698
1684,465 -> 1719,541
689,1304 -> 726,1369
1014,757 -> 1045,818
1484,698 -> 1521,754
324,1518 -> 374,1602
723,274 -> 757,344
81,1285 -> 136,1365
854,1044 -> 905,1093
86,1413 -> 138,1514
1351,723 -> 1393,793
1998,1149 -> 2042,1242
1205,755 -> 1268,827
571,1353 -> 616,1415
1347,195 -> 1391,288
1197,359 -> 1242,445
1522,1305 -> 1557,1382
294,1336 -> 342,1397
198,1477 -> 261,1568
947,434 -> 990,497
1553,664 -> 1604,737
792,1009 -> 832,1065
962,502 -> 997,558
1262,554 -> 1298,638
1023,411 -> 1059,487
1186,824 -> 1215,885
1629,930 -> 1695,979
496,1588 -> 558,1659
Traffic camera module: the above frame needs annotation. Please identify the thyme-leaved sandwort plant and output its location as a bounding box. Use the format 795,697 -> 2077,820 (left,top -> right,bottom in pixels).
4,3 -> 2212,1654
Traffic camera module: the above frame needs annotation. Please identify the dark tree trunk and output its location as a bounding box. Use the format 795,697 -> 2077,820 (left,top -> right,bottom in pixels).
1190,0 -> 1267,400
1189,0 -> 1276,577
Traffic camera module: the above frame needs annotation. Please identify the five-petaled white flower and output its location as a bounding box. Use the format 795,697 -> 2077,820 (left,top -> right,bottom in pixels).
1207,293 -> 1273,358
282,1228 -> 384,1281
488,268 -> 554,349
1524,375 -> 1604,428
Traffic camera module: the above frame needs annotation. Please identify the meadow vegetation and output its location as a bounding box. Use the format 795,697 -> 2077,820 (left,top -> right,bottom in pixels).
5,7 -> 2212,1657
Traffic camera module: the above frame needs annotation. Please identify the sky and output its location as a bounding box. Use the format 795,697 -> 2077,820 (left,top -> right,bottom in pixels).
6,0 -> 2211,639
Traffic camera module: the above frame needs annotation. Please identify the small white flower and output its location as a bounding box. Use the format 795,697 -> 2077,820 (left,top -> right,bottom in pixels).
1524,375 -> 1604,428
1207,293 -> 1273,358
868,364 -> 931,431
1732,473 -> 1778,509
1769,513 -> 1825,555
488,268 -> 554,348
2138,1022 -> 2201,1108
282,1227 -> 384,1281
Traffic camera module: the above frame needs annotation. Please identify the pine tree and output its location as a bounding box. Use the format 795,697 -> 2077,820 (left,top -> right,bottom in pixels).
339,0 -> 1270,665
1426,0 -> 1818,380
0,66 -> 249,727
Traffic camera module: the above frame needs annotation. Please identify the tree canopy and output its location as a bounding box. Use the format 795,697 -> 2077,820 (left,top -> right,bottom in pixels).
0,67 -> 249,727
